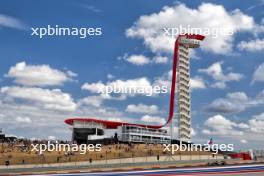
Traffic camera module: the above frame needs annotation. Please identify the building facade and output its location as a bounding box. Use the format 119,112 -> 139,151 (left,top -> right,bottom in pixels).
117,125 -> 170,144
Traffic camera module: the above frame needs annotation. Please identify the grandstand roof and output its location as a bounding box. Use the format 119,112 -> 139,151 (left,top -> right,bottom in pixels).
64,118 -> 163,129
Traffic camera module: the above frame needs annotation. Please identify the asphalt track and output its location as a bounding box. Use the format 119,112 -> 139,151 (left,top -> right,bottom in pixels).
27,164 -> 264,176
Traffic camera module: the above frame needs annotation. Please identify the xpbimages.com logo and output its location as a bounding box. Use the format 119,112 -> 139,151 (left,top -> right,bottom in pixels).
31,141 -> 101,154
163,25 -> 234,38
163,141 -> 234,154
31,25 -> 103,39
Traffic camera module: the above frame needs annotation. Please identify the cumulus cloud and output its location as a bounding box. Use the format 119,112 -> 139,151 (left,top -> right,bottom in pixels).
47,136 -> 56,140
199,61 -> 243,89
190,77 -> 206,89
203,115 -> 244,136
140,115 -> 165,125
78,96 -> 104,107
66,70 -> 78,77
203,112 -> 264,141
205,91 -> 264,114
191,128 -> 197,136
126,103 -> 159,114
15,116 -> 32,123
252,62 -> 264,83
238,39 -> 264,51
6,62 -> 75,87
83,5 -> 102,13
153,56 -> 168,64
252,112 -> 264,120
125,55 -> 150,65
247,113 -> 264,133
240,139 -> 247,144
0,86 -> 77,112
122,54 -> 168,65
0,14 -> 26,30
126,3 -> 256,55
107,74 -> 115,79
205,92 -> 249,114
78,94 -> 126,107
0,88 -> 131,139
0,101 -> 73,139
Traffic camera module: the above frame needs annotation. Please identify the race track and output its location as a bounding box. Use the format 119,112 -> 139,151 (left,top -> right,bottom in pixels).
28,164 -> 264,176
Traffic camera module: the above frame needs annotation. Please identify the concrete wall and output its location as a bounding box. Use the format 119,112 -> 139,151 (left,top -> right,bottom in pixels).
0,154 -> 223,169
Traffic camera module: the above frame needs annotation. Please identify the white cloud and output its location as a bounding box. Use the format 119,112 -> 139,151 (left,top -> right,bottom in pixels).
78,94 -> 126,107
66,70 -> 78,77
126,3 -> 256,54
78,96 -> 104,107
205,92 -> 249,114
1,86 -> 77,112
199,61 -> 243,89
226,91 -> 249,101
238,39 -> 264,51
126,103 -> 159,114
107,74 -> 115,79
123,54 -> 168,65
0,87 -> 132,140
247,114 -> 264,133
0,90 -> 131,140
140,115 -> 165,125
211,82 -> 226,89
252,112 -> 264,120
190,77 -> 206,89
191,128 -> 197,136
6,62 -> 75,87
47,136 -> 56,140
203,114 -> 243,136
81,81 -> 105,93
126,55 -> 150,65
153,56 -> 168,64
83,5 -> 102,13
203,112 -> 264,143
205,115 -> 235,130
262,17 -> 264,24
240,139 -> 247,144
15,116 -> 31,123
206,91 -> 264,114
0,14 -> 26,30
252,62 -> 264,83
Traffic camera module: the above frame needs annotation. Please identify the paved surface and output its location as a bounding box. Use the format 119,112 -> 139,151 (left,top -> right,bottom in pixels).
22,164 -> 264,176
0,159 -> 234,174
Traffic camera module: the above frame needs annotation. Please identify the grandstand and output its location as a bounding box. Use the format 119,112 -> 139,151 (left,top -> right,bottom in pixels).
0,139 -> 223,165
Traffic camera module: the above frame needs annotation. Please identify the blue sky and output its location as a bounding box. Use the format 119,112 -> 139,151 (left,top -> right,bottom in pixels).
0,0 -> 264,150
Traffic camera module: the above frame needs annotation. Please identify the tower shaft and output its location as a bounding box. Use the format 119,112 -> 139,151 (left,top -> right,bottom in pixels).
178,44 -> 191,141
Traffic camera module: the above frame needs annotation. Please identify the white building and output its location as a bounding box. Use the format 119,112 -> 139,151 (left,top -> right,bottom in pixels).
117,125 -> 170,144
